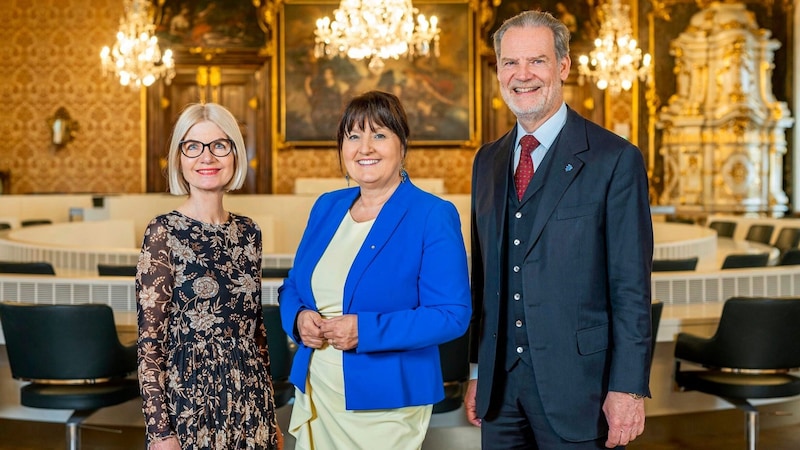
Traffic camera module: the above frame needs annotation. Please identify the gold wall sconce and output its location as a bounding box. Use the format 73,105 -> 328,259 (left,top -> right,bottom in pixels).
47,107 -> 79,149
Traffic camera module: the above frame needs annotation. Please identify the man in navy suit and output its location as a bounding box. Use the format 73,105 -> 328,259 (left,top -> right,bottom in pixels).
464,10 -> 654,449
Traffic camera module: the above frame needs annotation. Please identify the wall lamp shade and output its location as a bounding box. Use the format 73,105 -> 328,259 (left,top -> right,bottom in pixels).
47,107 -> 78,149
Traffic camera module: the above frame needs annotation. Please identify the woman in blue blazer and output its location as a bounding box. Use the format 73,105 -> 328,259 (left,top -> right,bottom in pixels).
278,91 -> 471,450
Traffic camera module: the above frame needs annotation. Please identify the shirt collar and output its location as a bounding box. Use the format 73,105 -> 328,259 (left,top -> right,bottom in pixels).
514,102 -> 568,152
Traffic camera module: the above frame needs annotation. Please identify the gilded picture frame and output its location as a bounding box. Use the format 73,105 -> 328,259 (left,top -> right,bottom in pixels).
279,0 -> 476,146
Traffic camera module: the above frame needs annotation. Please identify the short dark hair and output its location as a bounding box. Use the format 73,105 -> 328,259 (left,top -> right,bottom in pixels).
336,91 -> 410,174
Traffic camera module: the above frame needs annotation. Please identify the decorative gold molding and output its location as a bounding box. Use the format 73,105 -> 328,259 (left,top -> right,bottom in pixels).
255,0 -> 280,56
652,0 -> 785,22
140,88 -> 147,193
476,0 -> 501,57
188,47 -> 228,61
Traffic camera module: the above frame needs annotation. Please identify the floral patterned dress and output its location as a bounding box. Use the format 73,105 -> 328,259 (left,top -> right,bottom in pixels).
136,211 -> 278,449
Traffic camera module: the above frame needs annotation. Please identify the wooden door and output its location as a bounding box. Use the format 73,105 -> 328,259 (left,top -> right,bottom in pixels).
146,64 -> 271,194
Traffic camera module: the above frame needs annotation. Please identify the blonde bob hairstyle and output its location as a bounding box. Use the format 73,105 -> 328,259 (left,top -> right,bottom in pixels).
166,103 -> 248,195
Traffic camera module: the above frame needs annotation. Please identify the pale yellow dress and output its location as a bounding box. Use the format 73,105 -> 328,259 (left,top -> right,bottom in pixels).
289,213 -> 432,450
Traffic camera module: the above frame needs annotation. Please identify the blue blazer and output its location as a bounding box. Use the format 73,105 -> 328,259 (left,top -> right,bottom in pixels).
470,107 -> 654,441
279,180 -> 472,410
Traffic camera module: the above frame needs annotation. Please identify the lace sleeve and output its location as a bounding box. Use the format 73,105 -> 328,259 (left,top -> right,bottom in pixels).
135,218 -> 176,442
252,225 -> 272,378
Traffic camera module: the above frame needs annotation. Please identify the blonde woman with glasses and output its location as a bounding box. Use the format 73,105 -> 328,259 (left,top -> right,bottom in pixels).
136,103 -> 283,450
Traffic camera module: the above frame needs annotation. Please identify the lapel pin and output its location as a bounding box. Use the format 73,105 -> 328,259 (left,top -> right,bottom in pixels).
565,164 -> 573,172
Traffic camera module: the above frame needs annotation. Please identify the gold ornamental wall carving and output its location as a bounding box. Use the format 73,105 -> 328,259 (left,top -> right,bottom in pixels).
656,1 -> 793,216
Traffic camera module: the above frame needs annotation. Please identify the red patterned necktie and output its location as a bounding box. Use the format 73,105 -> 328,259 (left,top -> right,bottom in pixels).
514,134 -> 539,200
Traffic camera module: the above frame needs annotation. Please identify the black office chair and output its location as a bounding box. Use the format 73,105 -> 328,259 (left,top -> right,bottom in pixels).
652,257 -> 698,272
674,297 -> 800,450
666,216 -> 694,224
97,264 -> 137,277
772,227 -> 800,255
778,248 -> 800,266
0,302 -> 139,450
262,304 -> 294,408
708,220 -> 737,238
721,253 -> 770,270
650,301 -> 663,366
261,267 -> 290,279
744,224 -> 775,245
433,331 -> 470,414
20,219 -> 52,227
0,260 -> 56,275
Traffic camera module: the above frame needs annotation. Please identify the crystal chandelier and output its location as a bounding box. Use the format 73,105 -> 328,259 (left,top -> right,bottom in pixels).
100,0 -> 175,88
577,0 -> 651,94
314,0 -> 440,74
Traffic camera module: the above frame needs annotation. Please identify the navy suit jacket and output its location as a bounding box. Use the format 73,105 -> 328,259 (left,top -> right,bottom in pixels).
279,180 -> 472,410
469,107 -> 654,441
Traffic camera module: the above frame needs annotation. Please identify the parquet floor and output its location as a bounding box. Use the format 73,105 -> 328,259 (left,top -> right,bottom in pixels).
2,399 -> 800,449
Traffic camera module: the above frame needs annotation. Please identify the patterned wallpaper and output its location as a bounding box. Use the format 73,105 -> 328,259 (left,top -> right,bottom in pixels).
1,0 -> 142,195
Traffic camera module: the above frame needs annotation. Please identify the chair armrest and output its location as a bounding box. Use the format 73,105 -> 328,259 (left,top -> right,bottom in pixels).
674,332 -> 714,364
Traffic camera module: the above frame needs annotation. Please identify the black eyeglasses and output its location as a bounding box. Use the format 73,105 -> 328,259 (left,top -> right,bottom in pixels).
178,139 -> 235,158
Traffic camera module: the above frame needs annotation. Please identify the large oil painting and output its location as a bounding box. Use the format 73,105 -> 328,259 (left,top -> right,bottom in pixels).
152,0 -> 266,50
280,0 -> 475,145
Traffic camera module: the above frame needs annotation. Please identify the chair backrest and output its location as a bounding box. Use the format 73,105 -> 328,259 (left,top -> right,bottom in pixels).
0,302 -> 136,381
97,264 -> 137,277
708,221 -> 737,238
773,227 -> 800,253
666,216 -> 694,224
262,267 -> 290,279
721,253 -> 770,270
744,224 -> 775,244
262,304 -> 290,380
779,248 -> 800,266
0,261 -> 56,275
676,297 -> 800,370
652,257 -> 698,272
651,301 -> 663,364
20,219 -> 52,227
439,331 -> 470,382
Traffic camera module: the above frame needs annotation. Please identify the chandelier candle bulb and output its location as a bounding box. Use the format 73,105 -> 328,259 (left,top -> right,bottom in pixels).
577,0 -> 650,93
100,0 -> 176,89
314,0 -> 441,74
